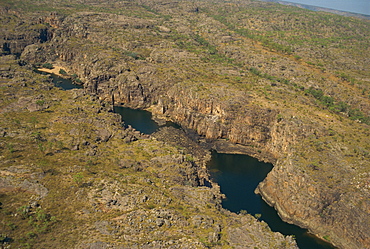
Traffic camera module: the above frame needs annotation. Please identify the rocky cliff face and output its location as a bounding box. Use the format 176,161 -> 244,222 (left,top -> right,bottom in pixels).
2,0 -> 370,248
46,50 -> 367,248
0,8 -> 53,56
256,155 -> 370,249
0,54 -> 298,248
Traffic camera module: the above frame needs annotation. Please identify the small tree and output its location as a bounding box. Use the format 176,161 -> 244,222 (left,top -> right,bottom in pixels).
42,63 -> 54,69
59,68 -> 67,75
73,173 -> 84,186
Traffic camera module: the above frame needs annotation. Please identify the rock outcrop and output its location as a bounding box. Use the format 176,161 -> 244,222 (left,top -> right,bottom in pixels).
1,0 -> 370,248
0,40 -> 297,248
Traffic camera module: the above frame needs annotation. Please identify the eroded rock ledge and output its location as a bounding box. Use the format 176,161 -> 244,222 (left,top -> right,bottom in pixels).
2,1 -> 369,248
0,54 -> 298,248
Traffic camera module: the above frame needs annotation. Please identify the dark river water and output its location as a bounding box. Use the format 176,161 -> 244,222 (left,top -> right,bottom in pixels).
51,74 -> 336,249
113,106 -> 160,134
207,151 -> 336,249
113,106 -> 336,249
113,106 -> 181,134
49,74 -> 83,90
35,70 -> 83,90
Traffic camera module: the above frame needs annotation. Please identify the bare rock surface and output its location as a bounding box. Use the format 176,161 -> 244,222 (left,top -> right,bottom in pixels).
0,48 -> 297,248
1,0 -> 369,248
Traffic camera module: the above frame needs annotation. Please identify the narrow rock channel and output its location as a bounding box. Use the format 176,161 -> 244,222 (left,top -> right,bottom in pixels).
49,72 -> 335,248
207,151 -> 336,249
111,100 -> 336,249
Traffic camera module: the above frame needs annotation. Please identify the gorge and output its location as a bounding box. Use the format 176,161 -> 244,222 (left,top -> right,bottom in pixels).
1,0 -> 369,248
114,104 -> 336,249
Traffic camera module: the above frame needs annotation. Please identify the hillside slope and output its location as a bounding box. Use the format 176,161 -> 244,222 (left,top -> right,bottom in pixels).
1,0 -> 369,248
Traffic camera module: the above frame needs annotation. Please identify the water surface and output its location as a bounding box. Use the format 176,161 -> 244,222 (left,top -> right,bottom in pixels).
35,70 -> 83,90
57,82 -> 336,249
113,106 -> 181,134
113,106 -> 160,134
115,107 -> 337,248
49,74 -> 83,90
207,151 -> 337,249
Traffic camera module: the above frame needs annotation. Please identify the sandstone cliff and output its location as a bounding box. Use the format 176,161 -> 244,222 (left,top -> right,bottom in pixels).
0,54 -> 297,248
1,0 -> 370,248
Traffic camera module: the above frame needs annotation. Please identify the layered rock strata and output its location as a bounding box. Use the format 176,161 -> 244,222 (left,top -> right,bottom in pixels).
0,54 -> 297,248
1,1 -> 369,248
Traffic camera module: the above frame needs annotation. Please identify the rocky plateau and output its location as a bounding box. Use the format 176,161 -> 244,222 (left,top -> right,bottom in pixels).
1,0 -> 369,248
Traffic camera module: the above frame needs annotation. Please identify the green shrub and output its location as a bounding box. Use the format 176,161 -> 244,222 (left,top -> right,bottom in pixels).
305,87 -> 370,124
74,78 -> 82,84
124,51 -> 144,60
329,101 -> 348,113
36,100 -> 44,106
250,67 -> 261,76
59,69 -> 67,75
348,109 -> 369,124
42,63 -> 54,69
73,173 -> 84,185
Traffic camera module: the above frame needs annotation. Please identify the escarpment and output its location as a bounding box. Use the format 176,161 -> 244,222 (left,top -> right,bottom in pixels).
0,53 -> 299,248
256,156 -> 370,249
34,47 -> 367,248
2,0 -> 370,248
83,63 -> 369,249
0,8 -> 54,56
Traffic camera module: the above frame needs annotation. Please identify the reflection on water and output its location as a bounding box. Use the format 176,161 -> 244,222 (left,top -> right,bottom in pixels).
112,106 -> 336,248
207,151 -> 336,249
208,151 -> 273,214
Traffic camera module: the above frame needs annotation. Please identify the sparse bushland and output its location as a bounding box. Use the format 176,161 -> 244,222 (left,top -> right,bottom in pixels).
0,0 -> 369,248
0,55 -> 297,248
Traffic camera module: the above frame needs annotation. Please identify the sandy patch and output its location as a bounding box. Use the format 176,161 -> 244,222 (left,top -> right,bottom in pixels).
38,65 -> 68,76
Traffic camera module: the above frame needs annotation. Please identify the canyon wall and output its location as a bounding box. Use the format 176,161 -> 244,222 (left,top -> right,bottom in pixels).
66,56 -> 368,249
3,2 -> 369,248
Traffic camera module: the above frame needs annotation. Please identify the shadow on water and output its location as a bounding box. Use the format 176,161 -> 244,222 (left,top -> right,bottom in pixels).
35,69 -> 83,90
49,74 -> 83,90
113,106 -> 180,134
113,106 -> 159,134
38,70 -> 178,134
260,201 -> 337,249
207,151 -> 337,249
